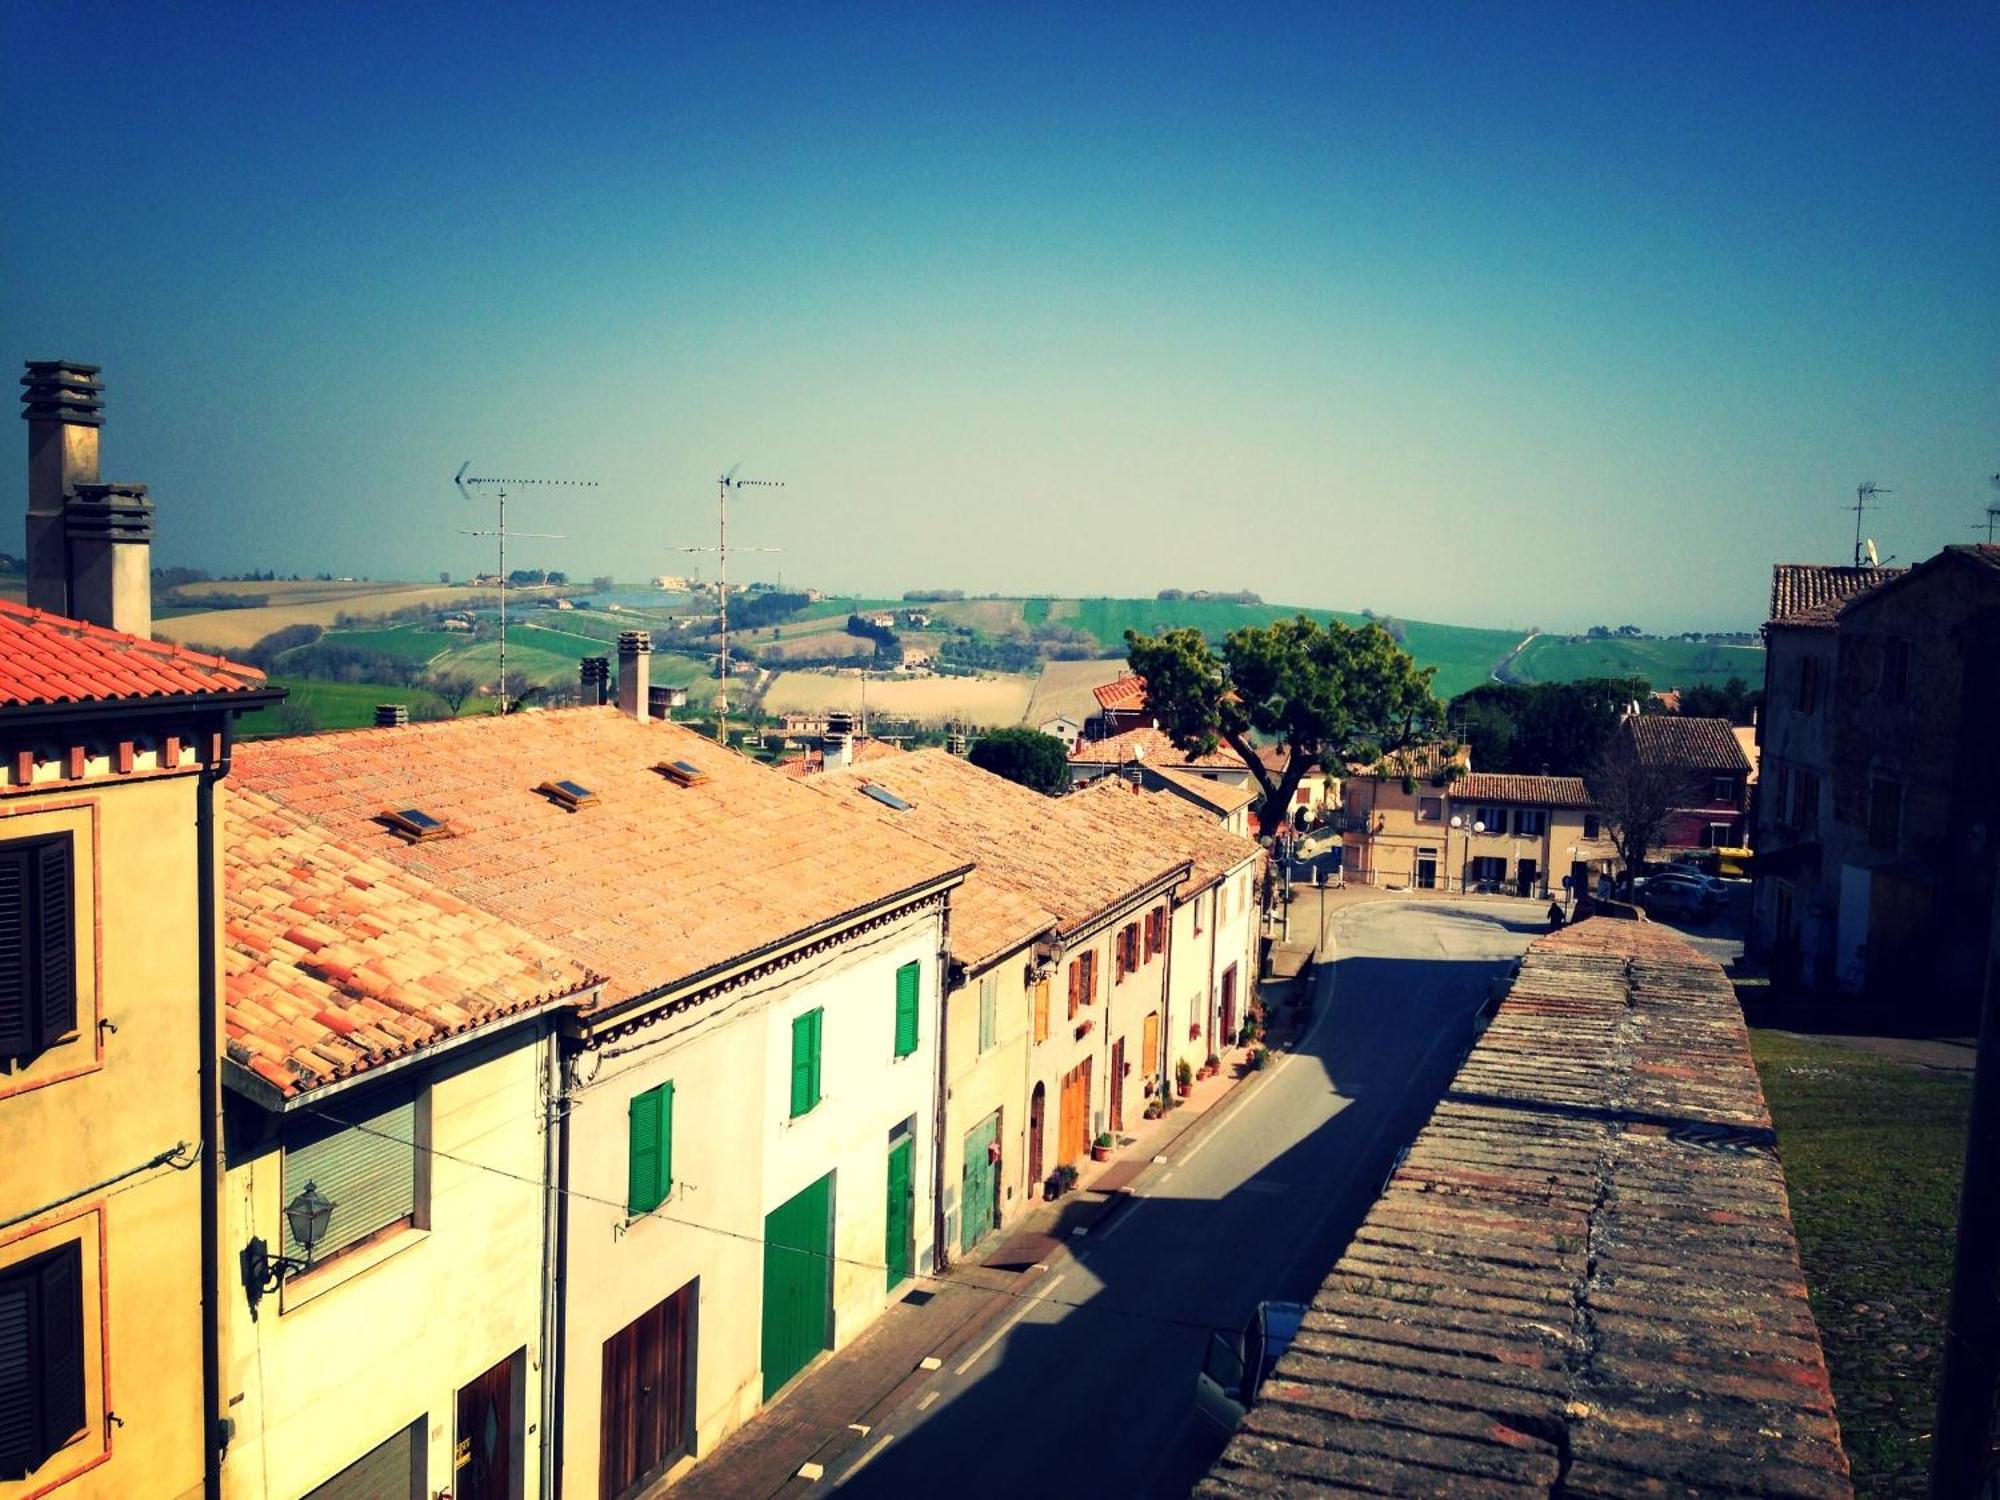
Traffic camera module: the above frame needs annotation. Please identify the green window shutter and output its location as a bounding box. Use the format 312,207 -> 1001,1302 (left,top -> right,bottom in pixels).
628,1084 -> 671,1215
791,1009 -> 823,1117
894,962 -> 920,1059
978,975 -> 997,1054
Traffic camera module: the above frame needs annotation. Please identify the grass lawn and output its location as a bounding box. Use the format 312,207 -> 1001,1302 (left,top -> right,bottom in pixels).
238,677 -> 470,736
1511,633 -> 1765,693
1751,1028 -> 1971,1495
310,623 -> 454,667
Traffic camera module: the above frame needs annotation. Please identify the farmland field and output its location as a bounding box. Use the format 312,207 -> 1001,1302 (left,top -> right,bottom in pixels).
236,677 -> 469,737
761,670 -> 1037,726
1023,658 -> 1131,725
154,583 -> 545,650
1508,634 -> 1765,693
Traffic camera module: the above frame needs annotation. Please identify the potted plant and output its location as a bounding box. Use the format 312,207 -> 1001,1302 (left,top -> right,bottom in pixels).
1075,1018 -> 1095,1040
1201,1052 -> 1221,1079
1143,1097 -> 1164,1121
1188,1021 -> 1202,1041
1044,1163 -> 1079,1200
1091,1131 -> 1114,1163
1176,1058 -> 1194,1097
1248,1045 -> 1270,1071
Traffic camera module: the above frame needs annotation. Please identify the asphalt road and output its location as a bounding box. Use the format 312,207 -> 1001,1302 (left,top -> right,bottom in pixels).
830,895 -> 1541,1499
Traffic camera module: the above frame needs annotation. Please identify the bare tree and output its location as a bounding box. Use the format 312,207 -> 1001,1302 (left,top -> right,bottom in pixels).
427,672 -> 477,716
1588,724 -> 1698,882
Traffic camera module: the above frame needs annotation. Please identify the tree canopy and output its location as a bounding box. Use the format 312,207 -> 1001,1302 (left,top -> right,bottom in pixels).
967,726 -> 1072,796
1126,617 -> 1442,826
1588,718 -> 1700,877
1449,677 -> 1650,777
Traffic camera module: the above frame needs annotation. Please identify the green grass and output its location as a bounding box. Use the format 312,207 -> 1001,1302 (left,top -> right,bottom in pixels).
238,677 -> 471,737
311,623 -> 453,666
1510,634 -> 1765,693
1022,597 -> 1050,626
1751,1028 -> 1970,1496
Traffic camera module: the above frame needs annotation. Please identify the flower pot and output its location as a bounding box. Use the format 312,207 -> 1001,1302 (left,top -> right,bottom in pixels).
1091,1144 -> 1112,1163
1176,1080 -> 1190,1097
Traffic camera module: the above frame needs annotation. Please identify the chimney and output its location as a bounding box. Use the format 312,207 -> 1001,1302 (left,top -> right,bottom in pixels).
20,360 -> 103,618
617,632 -> 652,721
946,728 -> 968,757
580,656 -> 611,706
64,483 -> 154,637
823,709 -> 854,769
374,704 -> 410,728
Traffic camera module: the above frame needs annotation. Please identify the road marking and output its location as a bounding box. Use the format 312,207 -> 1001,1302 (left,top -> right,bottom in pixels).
798,1461 -> 825,1481
916,1389 -> 940,1412
1159,1169 -> 1175,1183
841,1435 -> 893,1482
917,1356 -> 942,1371
954,1273 -> 1066,1376
847,1423 -> 871,1435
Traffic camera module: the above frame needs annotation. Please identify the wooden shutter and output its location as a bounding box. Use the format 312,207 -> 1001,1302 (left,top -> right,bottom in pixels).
284,1095 -> 417,1261
977,976 -> 996,1053
1083,950 -> 1096,1003
790,1010 -> 822,1116
0,1238 -> 85,1483
36,1243 -> 82,1458
1033,979 -> 1050,1043
628,1084 -> 670,1215
35,842 -> 74,1045
0,1267 -> 30,1477
1143,1011 -> 1160,1075
1066,961 -> 1080,1020
894,962 -> 919,1058
0,847 -> 27,1059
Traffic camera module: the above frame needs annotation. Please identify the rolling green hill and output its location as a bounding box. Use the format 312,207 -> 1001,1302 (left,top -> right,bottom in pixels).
1508,634 -> 1765,693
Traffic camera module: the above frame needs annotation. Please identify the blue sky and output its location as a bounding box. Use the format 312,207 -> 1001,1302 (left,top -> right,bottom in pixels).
3,5 -> 1993,631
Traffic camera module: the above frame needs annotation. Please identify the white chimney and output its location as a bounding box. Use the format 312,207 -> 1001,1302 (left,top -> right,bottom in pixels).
617,632 -> 652,721
824,709 -> 854,769
22,360 -> 153,634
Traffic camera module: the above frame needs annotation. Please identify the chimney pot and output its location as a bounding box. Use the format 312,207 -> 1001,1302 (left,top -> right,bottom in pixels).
617,632 -> 652,722
580,656 -> 611,706
21,359 -> 107,619
375,704 -> 410,728
63,482 -> 154,636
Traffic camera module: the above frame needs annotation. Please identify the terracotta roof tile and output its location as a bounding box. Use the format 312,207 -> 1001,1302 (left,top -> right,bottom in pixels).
1070,725 -> 1249,771
1198,918 -> 1852,1499
1767,564 -> 1903,628
1145,765 -> 1260,816
1092,673 -> 1148,712
223,786 -> 601,1100
1623,714 -> 1752,774
1067,776 -> 1261,895
1453,773 -> 1593,809
774,737 -> 906,779
0,597 -> 266,707
1347,742 -> 1469,778
234,708 -> 967,1009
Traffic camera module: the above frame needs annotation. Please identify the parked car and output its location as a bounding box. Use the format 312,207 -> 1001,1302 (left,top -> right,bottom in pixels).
1194,1300 -> 1308,1432
1636,870 -> 1724,916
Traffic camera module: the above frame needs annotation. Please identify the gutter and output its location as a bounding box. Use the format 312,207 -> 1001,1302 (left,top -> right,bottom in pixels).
198,725 -> 228,1500
0,684 -> 285,730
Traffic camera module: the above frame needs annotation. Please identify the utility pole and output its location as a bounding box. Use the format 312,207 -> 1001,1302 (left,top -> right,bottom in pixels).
453,464 -> 586,712
670,468 -> 781,744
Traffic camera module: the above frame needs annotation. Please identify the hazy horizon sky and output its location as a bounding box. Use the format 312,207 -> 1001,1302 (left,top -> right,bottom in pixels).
3,6 -> 1994,633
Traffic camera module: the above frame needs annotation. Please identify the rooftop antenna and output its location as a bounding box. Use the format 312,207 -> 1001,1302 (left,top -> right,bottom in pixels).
668,465 -> 782,742
453,463 -> 591,713
1850,481 -> 1891,567
1978,475 -> 2000,543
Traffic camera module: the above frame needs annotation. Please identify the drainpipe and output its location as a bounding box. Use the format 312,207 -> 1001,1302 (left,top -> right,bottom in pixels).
539,1029 -> 569,1499
931,899 -> 954,1275
197,725 -> 228,1500
1158,903 -> 1177,1103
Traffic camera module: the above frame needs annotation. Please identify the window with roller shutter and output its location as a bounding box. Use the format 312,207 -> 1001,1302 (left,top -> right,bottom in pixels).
281,1091 -> 422,1267
0,835 -> 78,1065
301,1418 -> 424,1500
0,1238 -> 86,1483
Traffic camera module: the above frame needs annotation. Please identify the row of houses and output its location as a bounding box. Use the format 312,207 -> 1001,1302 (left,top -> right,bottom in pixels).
1750,547 -> 2000,1017
1,362 -> 1263,1500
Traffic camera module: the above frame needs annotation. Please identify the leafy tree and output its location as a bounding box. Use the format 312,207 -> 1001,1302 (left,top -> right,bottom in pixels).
1126,617 -> 1442,825
1676,676 -> 1761,725
428,672 -> 477,715
1449,677 -> 1649,775
967,727 -> 1072,795
1588,720 -> 1699,880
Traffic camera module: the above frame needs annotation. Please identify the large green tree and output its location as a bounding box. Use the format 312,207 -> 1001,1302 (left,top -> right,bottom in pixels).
1449,677 -> 1650,776
968,726 -> 1072,796
1126,617 -> 1443,826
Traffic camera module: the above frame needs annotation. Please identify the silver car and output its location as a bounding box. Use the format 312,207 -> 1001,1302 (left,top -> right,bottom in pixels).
1194,1300 -> 1308,1432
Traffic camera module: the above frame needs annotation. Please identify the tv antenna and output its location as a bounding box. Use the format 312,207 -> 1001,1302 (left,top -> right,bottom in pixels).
1978,474 -> 2000,544
453,463 -> 591,713
668,465 -> 782,743
1850,481 -> 1891,567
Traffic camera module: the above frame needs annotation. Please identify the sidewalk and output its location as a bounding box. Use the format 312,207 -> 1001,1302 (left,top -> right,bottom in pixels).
670,953 -> 1326,1499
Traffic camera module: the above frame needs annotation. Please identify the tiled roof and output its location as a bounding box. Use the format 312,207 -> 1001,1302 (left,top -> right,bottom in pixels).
223,787 -> 600,1102
1068,776 -> 1261,896
1070,725 -> 1249,770
1199,918 -> 1851,1499
1146,765 -> 1260,816
0,597 -> 266,706
1830,543 -> 2000,619
1347,742 -> 1468,779
1768,563 -> 1903,628
774,736 -> 906,779
1092,674 -> 1148,712
1624,713 -> 1753,773
233,708 -> 969,1010
1452,772 -> 1593,809
808,749 -> 1188,966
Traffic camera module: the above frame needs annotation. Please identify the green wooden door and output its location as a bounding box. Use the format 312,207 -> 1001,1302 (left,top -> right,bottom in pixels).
884,1138 -> 914,1291
961,1111 -> 1000,1254
762,1174 -> 833,1399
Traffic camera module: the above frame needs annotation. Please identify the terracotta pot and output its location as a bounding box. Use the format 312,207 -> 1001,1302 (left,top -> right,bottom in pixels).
1176,1080 -> 1190,1097
1091,1144 -> 1112,1162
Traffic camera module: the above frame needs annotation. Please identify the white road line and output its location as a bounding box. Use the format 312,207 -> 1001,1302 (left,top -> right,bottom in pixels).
1091,1197 -> 1145,1243
915,1389 -> 940,1412
841,1434 -> 893,1482
953,1273 -> 1066,1376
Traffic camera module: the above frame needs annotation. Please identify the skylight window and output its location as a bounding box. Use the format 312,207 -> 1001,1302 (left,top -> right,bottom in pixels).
537,779 -> 599,810
381,807 -> 450,842
861,784 -> 913,812
654,760 -> 711,788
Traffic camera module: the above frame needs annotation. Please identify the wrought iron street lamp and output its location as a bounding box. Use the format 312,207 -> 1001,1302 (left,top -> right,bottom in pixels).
240,1181 -> 336,1320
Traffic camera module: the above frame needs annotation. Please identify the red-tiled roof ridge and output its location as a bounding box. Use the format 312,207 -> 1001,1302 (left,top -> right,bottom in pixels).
1452,771 -> 1592,808
1767,562 -> 1904,628
1623,712 -> 1752,773
1092,673 -> 1148,712
1067,775 -> 1261,895
0,596 -> 267,707
223,786 -> 602,1103
1069,725 -> 1248,770
1197,918 -> 1852,1499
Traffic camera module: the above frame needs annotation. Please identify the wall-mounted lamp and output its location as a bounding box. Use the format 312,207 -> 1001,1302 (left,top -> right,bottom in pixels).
240,1181 -> 335,1320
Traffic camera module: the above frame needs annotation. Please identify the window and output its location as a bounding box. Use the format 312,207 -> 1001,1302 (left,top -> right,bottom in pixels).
1704,823 -> 1734,849
627,1081 -> 674,1215
1513,810 -> 1546,837
1417,796 -> 1442,823
1710,777 -> 1735,804
1796,772 -> 1820,834
283,1092 -> 420,1266
1033,978 -> 1050,1044
1470,856 -> 1508,884
1473,807 -> 1507,834
1144,907 -> 1166,960
1114,922 -> 1140,980
302,1418 -> 424,1500
1867,778 -> 1902,853
1881,638 -> 1912,703
1066,950 -> 1097,1017
1583,815 -> 1600,840
1796,656 -> 1818,715
0,1239 -> 85,1482
0,834 -> 77,1064
1217,885 -> 1228,924
977,973 -> 997,1054
893,962 -> 920,1059
1771,765 -> 1792,830
790,1009 -> 824,1116
1193,895 -> 1204,936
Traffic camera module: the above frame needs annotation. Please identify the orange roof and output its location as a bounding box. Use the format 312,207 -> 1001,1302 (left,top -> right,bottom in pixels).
775,737 -> 907,779
223,787 -> 601,1103
1069,725 -> 1248,771
1623,713 -> 1751,773
1452,772 -> 1592,808
1145,765 -> 1260,816
1092,674 -> 1148,712
233,708 -> 969,1011
0,597 -> 266,706
1067,777 -> 1260,896
808,750 -> 1188,964
1767,563 -> 1903,628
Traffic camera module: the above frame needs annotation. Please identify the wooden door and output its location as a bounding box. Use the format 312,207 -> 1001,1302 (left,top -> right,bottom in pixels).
1109,1037 -> 1125,1134
961,1112 -> 1000,1253
885,1138 -> 914,1290
1058,1059 -> 1090,1164
762,1175 -> 834,1399
1028,1083 -> 1046,1187
455,1350 -> 517,1500
1142,1011 -> 1160,1078
599,1284 -> 693,1499
1220,964 -> 1238,1046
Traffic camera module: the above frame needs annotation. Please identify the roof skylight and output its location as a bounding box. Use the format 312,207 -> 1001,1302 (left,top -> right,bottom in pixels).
381,807 -> 450,842
538,779 -> 600,810
861,784 -> 913,812
654,759 -> 711,787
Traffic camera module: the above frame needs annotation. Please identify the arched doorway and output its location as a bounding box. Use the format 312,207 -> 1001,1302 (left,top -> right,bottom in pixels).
1028,1082 -> 1046,1190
